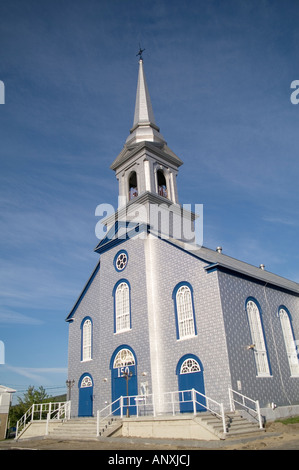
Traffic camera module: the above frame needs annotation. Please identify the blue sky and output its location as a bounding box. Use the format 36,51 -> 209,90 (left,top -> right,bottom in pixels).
1,0 -> 299,403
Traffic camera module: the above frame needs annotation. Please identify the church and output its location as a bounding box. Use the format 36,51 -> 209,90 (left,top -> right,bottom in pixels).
66,56 -> 299,423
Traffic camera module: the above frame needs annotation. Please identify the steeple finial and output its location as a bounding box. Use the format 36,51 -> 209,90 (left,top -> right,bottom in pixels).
136,46 -> 145,61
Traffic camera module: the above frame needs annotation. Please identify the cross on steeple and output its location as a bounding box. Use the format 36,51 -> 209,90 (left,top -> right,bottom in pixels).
136,46 -> 145,61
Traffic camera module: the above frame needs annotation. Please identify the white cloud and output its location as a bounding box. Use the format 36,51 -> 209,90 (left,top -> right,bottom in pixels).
263,216 -> 299,227
0,308 -> 43,325
4,364 -> 67,384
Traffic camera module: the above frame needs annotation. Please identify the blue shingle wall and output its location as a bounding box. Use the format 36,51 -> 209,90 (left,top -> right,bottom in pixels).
218,270 -> 299,407
67,235 -> 299,416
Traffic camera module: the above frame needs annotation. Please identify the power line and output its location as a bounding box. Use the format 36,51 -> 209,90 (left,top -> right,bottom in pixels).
14,385 -> 67,394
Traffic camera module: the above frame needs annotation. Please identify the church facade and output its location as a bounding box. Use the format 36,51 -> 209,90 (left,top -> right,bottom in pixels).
66,59 -> 299,421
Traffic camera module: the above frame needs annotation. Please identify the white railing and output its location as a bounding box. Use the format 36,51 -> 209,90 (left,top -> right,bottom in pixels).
16,401 -> 71,438
96,394 -> 155,436
229,388 -> 263,429
161,389 -> 226,433
96,389 -> 227,436
45,401 -> 71,435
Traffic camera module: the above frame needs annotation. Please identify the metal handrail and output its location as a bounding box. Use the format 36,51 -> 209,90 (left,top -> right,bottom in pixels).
96,389 -> 227,436
228,388 -> 263,429
161,389 -> 226,433
45,401 -> 71,435
96,394 -> 155,436
16,401 -> 71,438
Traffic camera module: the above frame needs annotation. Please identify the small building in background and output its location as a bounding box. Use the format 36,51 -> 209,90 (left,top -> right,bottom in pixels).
0,385 -> 16,439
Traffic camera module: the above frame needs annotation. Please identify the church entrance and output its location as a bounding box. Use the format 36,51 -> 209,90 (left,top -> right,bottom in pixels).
176,355 -> 206,413
110,346 -> 138,415
78,374 -> 93,417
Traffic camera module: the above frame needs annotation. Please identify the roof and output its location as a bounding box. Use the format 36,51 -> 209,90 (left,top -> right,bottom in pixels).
65,260 -> 101,322
66,224 -> 299,323
0,385 -> 16,393
170,239 -> 299,295
110,140 -> 183,171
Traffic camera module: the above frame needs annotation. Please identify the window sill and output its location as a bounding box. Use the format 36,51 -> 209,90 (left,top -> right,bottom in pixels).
177,335 -> 197,342
256,374 -> 272,378
114,329 -> 132,335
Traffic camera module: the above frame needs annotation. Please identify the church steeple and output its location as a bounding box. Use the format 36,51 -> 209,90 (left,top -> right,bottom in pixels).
126,59 -> 166,146
110,58 -> 183,208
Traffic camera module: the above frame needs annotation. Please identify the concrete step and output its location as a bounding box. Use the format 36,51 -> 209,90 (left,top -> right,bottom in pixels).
195,411 -> 264,439
47,417 -> 121,440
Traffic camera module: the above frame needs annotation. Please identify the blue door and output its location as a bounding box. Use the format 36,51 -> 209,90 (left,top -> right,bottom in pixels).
78,374 -> 93,417
177,355 -> 206,413
111,347 -> 138,415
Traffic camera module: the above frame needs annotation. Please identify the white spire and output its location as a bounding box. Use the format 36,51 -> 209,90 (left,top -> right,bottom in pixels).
133,59 -> 156,126
126,59 -> 166,145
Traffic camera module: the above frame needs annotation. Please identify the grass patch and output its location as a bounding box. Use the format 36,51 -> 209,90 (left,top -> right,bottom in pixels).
276,416 -> 299,425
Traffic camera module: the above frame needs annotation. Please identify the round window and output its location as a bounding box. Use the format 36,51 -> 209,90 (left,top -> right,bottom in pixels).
114,250 -> 128,271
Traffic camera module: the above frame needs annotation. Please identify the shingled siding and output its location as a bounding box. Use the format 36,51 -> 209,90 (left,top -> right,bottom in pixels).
218,269 -> 299,408
146,237 -> 232,409
67,237 -> 152,417
67,234 -> 234,417
67,231 -> 299,417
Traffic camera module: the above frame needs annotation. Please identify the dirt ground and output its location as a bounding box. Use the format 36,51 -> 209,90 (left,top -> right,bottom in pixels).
1,421 -> 299,451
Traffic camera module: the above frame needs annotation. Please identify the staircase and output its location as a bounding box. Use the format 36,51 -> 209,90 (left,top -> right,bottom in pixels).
47,417 -> 121,440
195,411 -> 265,439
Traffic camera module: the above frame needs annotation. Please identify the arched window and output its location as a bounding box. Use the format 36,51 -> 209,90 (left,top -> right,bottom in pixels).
80,375 -> 93,388
128,171 -> 138,200
157,169 -> 168,198
114,281 -> 131,333
113,348 -> 136,368
279,307 -> 299,376
246,299 -> 270,376
81,318 -> 92,362
180,357 -> 201,374
173,283 -> 197,340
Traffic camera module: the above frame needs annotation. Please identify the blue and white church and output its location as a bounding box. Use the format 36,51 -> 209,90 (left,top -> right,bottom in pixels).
66,58 -> 299,422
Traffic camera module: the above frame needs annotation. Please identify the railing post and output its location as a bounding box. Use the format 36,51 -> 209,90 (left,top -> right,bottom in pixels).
256,400 -> 263,429
96,410 -> 100,437
229,388 -> 234,412
192,389 -> 196,415
45,412 -> 50,436
172,391 -> 175,416
31,404 -> 34,422
221,403 -> 227,434
120,396 -> 123,418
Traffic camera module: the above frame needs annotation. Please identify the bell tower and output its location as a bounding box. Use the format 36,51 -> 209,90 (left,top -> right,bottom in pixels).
100,56 -> 197,246
110,58 -> 183,209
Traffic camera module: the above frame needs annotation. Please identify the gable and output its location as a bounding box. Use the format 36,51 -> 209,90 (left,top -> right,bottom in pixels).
65,260 -> 101,322
94,221 -> 149,255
